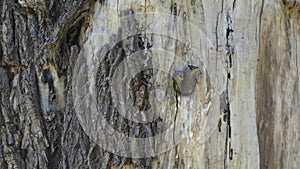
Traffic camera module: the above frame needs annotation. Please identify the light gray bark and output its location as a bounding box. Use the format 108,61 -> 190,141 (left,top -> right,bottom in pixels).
0,0 -> 299,169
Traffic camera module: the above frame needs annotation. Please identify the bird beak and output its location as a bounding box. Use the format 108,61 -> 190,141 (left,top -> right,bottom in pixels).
187,65 -> 199,69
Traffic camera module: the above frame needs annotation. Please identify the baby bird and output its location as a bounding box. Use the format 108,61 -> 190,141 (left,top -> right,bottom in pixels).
173,65 -> 202,96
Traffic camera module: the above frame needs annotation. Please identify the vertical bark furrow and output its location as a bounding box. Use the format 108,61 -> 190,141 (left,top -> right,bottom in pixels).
257,2 -> 300,168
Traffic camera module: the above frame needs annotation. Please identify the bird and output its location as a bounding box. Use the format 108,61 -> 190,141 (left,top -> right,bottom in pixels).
173,64 -> 202,96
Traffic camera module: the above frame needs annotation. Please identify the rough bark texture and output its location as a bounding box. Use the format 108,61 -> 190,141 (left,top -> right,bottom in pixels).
257,1 -> 300,168
0,0 -> 299,169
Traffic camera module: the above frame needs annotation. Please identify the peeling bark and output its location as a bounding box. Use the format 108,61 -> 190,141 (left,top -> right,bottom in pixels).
0,0 -> 299,169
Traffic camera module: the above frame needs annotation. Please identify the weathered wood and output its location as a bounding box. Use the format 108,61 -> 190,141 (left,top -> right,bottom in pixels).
0,0 -> 299,169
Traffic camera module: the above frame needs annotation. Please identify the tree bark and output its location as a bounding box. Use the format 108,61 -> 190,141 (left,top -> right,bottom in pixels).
0,0 -> 299,169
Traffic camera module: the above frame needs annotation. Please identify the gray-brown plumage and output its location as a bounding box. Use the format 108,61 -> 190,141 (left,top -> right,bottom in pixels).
173,65 -> 202,96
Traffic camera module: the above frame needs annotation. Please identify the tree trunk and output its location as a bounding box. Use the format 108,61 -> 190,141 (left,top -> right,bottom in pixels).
0,0 -> 299,169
